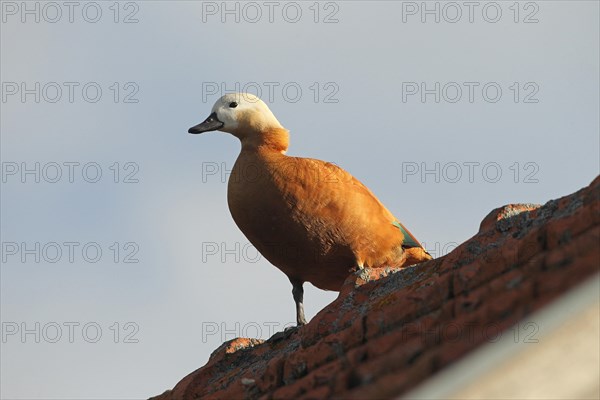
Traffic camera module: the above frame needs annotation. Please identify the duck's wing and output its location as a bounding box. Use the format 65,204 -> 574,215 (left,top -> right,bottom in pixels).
270,156 -> 429,265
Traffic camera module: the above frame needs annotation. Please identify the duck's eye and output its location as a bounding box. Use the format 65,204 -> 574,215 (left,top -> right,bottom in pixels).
229,102 -> 238,108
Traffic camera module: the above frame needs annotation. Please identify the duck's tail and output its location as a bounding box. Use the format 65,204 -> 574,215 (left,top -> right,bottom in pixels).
392,220 -> 433,263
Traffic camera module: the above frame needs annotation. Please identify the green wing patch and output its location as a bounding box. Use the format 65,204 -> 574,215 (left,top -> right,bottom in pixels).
392,220 -> 421,248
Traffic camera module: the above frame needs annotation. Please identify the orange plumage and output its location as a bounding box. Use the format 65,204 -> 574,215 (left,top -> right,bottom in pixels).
189,93 -> 432,325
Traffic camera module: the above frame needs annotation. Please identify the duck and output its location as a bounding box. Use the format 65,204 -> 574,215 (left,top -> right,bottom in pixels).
189,93 -> 432,325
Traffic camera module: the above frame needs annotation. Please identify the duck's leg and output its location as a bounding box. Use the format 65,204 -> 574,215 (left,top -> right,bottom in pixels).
290,278 -> 307,326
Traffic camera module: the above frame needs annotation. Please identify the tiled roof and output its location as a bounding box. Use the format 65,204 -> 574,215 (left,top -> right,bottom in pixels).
151,176 -> 599,400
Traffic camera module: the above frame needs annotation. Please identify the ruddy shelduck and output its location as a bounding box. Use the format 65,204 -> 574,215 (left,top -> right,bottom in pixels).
189,93 -> 432,325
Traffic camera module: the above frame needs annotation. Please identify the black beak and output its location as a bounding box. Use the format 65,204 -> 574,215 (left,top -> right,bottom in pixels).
188,112 -> 224,134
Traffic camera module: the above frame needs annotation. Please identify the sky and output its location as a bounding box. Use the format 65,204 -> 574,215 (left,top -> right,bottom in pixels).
1,1 -> 599,398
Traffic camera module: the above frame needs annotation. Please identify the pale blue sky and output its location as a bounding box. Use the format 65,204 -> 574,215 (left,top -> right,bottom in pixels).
1,1 -> 599,398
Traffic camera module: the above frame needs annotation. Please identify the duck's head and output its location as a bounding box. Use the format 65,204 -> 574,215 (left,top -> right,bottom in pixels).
188,93 -> 287,145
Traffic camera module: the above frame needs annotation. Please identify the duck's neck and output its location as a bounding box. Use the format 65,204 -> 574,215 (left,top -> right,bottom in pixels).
239,127 -> 290,155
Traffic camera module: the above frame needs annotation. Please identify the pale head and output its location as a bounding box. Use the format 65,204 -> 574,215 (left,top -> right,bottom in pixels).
188,93 -> 285,138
